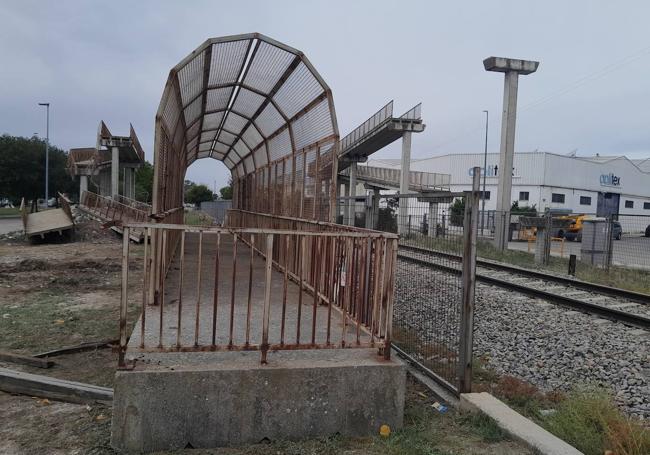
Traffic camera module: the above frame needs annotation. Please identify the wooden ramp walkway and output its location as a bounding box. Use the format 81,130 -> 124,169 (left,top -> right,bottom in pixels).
20,195 -> 74,239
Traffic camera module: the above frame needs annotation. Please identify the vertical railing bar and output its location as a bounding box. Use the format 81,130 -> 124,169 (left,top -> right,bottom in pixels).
383,238 -> 398,360
261,234 -> 274,364
310,236 -> 320,345
326,236 -> 336,346
139,227 -> 149,349
296,235 -> 304,345
228,233 -> 238,347
176,231 -> 185,348
355,238 -> 363,345
341,237 -> 352,347
281,234 -> 289,346
211,232 -> 220,347
378,238 -> 388,341
118,227 -> 130,368
158,230 -> 167,348
194,230 -> 203,347
246,234 -> 255,346
363,237 -> 372,327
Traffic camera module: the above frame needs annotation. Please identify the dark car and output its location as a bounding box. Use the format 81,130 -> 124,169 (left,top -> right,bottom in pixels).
612,221 -> 622,240
646,224 -> 650,238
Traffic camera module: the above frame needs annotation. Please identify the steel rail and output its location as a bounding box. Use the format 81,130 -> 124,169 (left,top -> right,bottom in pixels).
399,244 -> 650,305
396,247 -> 650,331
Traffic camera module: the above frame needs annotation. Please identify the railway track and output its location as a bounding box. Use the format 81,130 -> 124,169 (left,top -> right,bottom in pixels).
397,244 -> 650,331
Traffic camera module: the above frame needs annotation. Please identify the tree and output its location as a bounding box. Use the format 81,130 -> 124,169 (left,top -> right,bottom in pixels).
134,161 -> 154,203
185,183 -> 214,205
511,201 -> 537,215
449,197 -> 465,226
219,177 -> 233,200
0,135 -> 75,204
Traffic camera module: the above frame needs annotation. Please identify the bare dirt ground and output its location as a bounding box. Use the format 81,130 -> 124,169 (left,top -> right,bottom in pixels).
0,221 -> 531,454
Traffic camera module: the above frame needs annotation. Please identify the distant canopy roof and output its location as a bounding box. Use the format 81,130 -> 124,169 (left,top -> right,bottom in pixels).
156,33 -> 338,178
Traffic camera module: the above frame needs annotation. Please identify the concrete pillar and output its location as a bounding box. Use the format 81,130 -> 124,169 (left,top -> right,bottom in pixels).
398,132 -> 412,235
343,182 -> 350,225
348,163 -> 357,226
111,146 -> 119,199
80,175 -> 88,198
493,71 -> 519,250
484,56 -> 539,250
427,202 -> 439,237
372,189 -> 380,230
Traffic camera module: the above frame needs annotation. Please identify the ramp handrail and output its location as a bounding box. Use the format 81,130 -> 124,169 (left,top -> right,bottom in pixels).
118,212 -> 398,367
339,100 -> 394,154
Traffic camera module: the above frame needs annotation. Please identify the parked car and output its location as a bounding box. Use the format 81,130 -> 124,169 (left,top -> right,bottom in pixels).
645,224 -> 650,238
612,221 -> 622,240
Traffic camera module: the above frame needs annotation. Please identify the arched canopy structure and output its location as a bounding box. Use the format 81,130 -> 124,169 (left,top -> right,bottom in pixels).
153,33 -> 339,221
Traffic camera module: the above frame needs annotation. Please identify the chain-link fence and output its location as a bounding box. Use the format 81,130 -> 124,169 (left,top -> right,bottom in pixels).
337,173 -> 480,395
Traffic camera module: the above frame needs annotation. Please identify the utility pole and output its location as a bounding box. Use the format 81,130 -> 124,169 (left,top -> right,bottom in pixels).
38,102 -> 50,204
483,57 -> 539,250
481,110 -> 488,236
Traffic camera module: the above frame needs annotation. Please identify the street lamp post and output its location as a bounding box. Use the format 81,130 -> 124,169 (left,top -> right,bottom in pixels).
481,110 -> 488,236
38,103 -> 50,205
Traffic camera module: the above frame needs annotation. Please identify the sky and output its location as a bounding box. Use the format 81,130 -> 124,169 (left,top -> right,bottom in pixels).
1,0 -> 649,190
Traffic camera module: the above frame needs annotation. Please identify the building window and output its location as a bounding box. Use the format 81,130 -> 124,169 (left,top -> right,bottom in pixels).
644,202 -> 650,210
579,196 -> 591,205
480,191 -> 490,200
625,200 -> 634,209
551,193 -> 565,203
519,191 -> 529,201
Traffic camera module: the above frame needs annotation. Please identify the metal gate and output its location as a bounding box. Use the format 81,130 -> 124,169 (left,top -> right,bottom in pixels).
338,168 -> 480,395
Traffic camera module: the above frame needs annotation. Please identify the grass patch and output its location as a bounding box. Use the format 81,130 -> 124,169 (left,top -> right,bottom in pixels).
184,210 -> 215,226
1,289 -> 137,354
458,413 -> 507,443
0,207 -> 20,217
543,389 -> 650,455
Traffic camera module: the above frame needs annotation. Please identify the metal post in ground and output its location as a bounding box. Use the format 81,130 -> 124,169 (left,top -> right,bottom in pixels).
458,166 -> 480,393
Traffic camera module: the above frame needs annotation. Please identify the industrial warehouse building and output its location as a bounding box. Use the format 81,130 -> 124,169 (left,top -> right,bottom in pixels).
369,152 -> 650,217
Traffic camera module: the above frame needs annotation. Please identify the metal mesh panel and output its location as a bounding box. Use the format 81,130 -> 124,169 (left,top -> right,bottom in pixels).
231,87 -> 265,118
242,124 -> 263,149
208,40 -> 249,86
161,91 -> 181,134
214,142 -> 229,155
202,112 -> 223,131
303,150 -> 316,217
217,130 -> 236,145
255,103 -> 285,137
183,96 -> 203,127
244,155 -> 255,174
253,144 -> 268,167
243,40 -> 294,93
232,138 -> 250,160
199,131 -> 215,144
178,51 -> 205,106
205,87 -> 233,112
294,152 -> 304,215
267,129 -> 291,162
222,111 -> 249,136
273,62 -> 323,118
291,98 -> 333,150
186,120 -> 201,143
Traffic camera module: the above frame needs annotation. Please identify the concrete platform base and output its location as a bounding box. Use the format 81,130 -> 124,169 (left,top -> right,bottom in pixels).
111,349 -> 405,452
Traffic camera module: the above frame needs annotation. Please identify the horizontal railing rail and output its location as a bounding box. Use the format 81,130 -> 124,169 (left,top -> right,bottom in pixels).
118,218 -> 398,367
339,100 -> 394,154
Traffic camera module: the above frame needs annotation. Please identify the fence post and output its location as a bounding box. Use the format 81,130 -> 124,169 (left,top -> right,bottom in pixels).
605,217 -> 614,270
458,167 -> 480,393
118,227 -> 130,368
261,234 -> 274,364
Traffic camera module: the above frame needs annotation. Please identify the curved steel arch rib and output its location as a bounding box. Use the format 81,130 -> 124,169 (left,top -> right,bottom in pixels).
153,33 -> 339,221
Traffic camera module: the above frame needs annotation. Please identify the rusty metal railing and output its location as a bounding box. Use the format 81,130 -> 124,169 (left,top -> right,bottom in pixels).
80,190 -> 150,223
118,218 -> 398,367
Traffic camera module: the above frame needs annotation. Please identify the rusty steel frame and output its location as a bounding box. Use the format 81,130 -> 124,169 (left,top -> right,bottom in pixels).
118,218 -> 398,367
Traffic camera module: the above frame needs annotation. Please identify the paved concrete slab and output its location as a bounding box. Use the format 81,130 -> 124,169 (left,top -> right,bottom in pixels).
460,392 -> 583,455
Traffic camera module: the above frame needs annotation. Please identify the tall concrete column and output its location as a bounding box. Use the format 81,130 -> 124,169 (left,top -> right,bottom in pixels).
80,175 -> 88,198
348,162 -> 357,226
111,146 -> 119,199
372,189 -> 380,230
484,56 -> 539,250
398,132 -> 412,235
343,182 -> 350,225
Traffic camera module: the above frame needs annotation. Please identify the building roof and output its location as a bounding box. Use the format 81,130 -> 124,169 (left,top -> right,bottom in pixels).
155,33 -> 338,178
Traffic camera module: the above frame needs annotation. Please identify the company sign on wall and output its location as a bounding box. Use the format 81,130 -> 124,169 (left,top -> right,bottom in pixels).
600,173 -> 621,187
